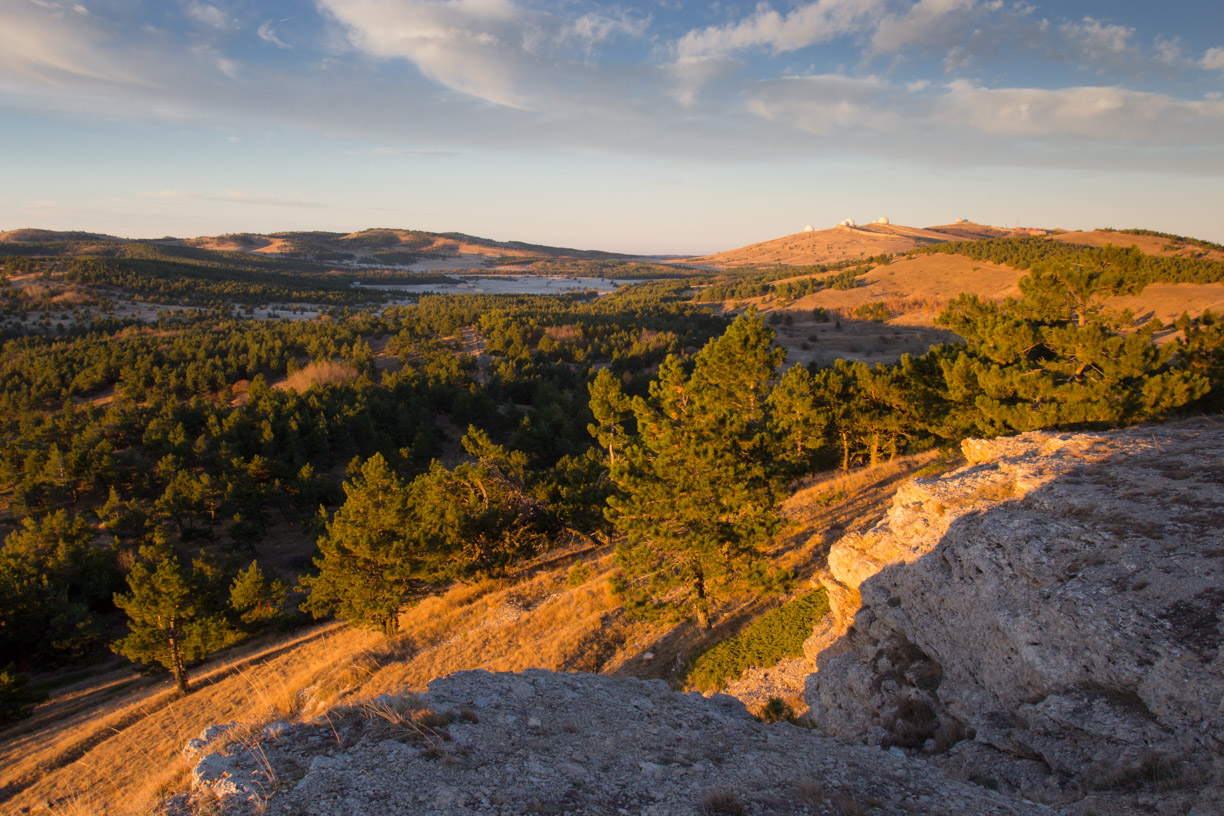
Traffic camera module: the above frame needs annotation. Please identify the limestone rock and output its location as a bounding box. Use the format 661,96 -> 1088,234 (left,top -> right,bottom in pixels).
183,669 -> 1051,815
804,423 -> 1224,813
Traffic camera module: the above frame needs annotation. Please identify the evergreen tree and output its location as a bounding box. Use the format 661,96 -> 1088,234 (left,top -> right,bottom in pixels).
301,453 -> 444,635
605,313 -> 787,628
112,544 -> 240,692
228,560 -> 289,629
935,260 -> 1208,434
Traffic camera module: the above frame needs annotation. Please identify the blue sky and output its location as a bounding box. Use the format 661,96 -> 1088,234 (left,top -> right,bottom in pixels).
1,0 -> 1222,254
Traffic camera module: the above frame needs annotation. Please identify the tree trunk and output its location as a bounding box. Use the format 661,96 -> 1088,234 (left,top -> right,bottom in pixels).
693,568 -> 711,630
840,431 -> 851,472
168,624 -> 190,693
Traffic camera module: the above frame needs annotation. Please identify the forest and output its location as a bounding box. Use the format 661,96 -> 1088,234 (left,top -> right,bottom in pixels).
1,233 -> 1222,715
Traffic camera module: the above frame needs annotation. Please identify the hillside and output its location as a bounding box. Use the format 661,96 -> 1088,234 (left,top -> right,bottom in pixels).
688,221 -> 1015,268
1050,229 -> 1224,262
0,456 -> 942,814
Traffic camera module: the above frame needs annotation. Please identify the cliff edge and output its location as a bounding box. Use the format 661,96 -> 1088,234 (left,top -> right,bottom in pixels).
805,422 -> 1224,814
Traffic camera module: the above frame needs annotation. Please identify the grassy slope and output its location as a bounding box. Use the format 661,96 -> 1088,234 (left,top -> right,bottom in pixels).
0,453 -> 951,815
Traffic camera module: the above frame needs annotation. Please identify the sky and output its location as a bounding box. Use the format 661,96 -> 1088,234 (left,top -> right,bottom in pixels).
1,0 -> 1222,255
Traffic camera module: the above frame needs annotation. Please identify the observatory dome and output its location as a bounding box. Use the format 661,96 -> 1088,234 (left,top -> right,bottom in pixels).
875,216 -> 889,225
839,218 -> 856,227
803,225 -> 815,232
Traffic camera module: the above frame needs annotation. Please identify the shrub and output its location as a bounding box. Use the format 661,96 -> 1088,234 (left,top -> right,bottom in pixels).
684,589 -> 830,692
700,789 -> 745,816
566,561 -> 593,587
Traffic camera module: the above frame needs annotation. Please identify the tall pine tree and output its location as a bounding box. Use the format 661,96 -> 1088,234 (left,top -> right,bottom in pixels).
604,313 -> 787,628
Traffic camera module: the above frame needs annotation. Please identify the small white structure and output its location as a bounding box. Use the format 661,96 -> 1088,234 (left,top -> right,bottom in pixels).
955,217 -> 968,223
875,216 -> 889,225
839,218 -> 856,227
803,225 -> 815,232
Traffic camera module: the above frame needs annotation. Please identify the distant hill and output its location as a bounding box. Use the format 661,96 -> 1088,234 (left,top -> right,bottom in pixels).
0,227 -> 630,272
175,228 -> 630,269
688,221 -> 1022,268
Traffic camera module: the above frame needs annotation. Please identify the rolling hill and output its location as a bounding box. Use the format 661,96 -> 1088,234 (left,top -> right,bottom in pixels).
687,221 -> 1020,268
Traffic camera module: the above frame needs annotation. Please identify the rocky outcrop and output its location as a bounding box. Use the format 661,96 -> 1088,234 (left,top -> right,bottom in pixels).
804,423 -> 1224,813
179,669 -> 1052,816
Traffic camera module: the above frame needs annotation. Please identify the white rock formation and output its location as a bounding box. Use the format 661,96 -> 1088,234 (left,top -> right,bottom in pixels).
804,424 -> 1224,814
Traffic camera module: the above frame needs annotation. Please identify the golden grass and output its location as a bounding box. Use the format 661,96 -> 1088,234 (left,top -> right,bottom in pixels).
275,360 -> 360,393
1,623 -> 381,815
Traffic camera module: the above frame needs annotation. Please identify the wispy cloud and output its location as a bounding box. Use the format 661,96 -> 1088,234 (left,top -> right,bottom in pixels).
257,20 -> 292,49
372,147 -> 458,157
145,190 -> 322,208
1202,47 -> 1224,71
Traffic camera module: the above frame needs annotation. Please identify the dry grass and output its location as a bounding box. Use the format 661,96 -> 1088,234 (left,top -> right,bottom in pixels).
688,223 -> 956,268
776,450 -> 955,577
275,360 -> 360,393
0,623 -> 381,815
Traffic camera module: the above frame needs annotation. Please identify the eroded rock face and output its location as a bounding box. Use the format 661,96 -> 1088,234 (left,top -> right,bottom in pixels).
178,669 -> 1051,816
804,423 -> 1224,813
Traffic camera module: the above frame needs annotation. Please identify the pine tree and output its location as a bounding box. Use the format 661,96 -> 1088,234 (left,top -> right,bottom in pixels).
586,367 -> 632,468
112,545 -> 239,693
228,561 -> 289,629
605,313 -> 787,628
301,453 -> 442,635
935,259 -> 1207,434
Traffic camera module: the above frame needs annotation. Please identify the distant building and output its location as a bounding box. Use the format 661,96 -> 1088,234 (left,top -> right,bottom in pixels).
875,217 -> 889,225
803,225 -> 815,232
839,218 -> 856,227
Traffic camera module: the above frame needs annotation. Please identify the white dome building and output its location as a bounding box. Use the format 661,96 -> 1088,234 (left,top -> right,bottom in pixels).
839,218 -> 856,227
875,216 -> 889,225
803,225 -> 815,232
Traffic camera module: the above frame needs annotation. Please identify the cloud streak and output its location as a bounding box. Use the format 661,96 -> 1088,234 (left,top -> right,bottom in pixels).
145,191 -> 322,208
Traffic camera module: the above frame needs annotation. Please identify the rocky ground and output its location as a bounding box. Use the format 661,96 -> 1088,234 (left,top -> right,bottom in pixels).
177,669 -> 1050,816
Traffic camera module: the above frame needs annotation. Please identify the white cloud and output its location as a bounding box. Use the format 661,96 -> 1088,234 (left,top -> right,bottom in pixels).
1154,37 -> 1182,66
0,2 -> 141,86
675,0 -> 884,61
317,0 -> 544,109
1202,47 -> 1224,71
257,21 -> 291,49
563,11 -> 647,54
1059,17 -> 1135,65
316,0 -> 648,111
870,0 -> 1001,56
747,74 -> 902,134
940,81 -> 1224,144
184,2 -> 229,30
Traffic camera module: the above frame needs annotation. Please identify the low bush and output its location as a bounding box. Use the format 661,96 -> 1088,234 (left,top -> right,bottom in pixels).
684,589 -> 830,692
